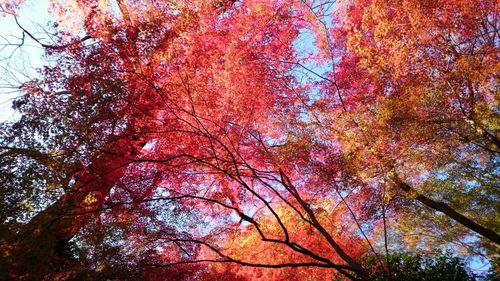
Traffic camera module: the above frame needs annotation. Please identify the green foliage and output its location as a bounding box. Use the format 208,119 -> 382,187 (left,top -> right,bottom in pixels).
353,252 -> 479,281
384,253 -> 474,280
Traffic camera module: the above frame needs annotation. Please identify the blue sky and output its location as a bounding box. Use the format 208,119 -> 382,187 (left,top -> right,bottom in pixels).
0,0 -> 51,122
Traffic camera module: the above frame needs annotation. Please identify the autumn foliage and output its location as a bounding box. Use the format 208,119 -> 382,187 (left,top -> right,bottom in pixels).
0,0 -> 498,280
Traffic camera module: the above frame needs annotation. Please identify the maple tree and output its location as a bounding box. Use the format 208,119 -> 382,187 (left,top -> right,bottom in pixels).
327,0 -> 499,252
0,0 -> 498,280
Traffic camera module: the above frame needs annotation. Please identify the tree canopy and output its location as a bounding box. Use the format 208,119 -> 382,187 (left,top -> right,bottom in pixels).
0,0 -> 498,280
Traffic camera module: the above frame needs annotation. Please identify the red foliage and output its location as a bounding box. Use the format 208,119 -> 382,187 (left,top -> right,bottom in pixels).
2,0 -> 498,280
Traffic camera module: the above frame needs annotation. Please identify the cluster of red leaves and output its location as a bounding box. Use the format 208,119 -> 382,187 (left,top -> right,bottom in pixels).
1,0 -> 498,280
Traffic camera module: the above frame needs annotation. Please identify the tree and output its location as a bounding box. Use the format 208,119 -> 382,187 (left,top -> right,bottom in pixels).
359,251 -> 478,281
0,0 -> 498,280
327,0 -> 499,248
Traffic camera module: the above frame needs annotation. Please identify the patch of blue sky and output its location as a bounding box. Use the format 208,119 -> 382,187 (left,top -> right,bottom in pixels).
0,0 -> 52,122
